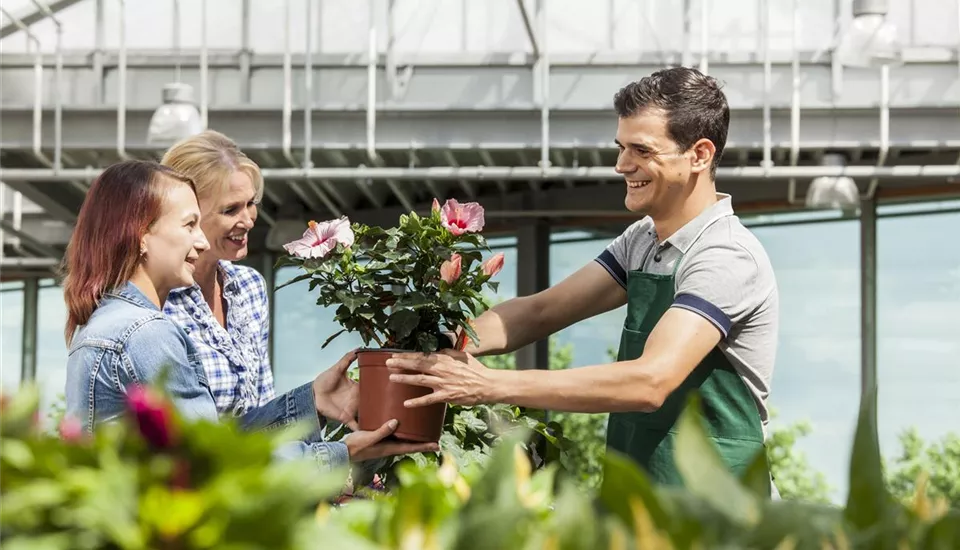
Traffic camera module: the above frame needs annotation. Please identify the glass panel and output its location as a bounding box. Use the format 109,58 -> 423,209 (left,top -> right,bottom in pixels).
550,236 -> 625,368
37,282 -> 69,426
753,219 -> 862,503
271,266 -> 366,394
1,281 -> 24,393
876,211 -> 960,477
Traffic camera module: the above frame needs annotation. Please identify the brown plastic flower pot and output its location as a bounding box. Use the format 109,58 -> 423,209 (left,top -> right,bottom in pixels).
357,348 -> 447,443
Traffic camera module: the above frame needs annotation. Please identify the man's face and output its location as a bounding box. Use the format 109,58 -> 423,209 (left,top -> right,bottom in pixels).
614,109 -> 694,216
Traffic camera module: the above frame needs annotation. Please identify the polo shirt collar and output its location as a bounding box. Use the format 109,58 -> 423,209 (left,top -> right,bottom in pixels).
662,193 -> 735,254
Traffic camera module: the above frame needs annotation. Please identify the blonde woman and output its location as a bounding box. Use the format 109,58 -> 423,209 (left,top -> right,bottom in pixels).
160,130 -> 434,462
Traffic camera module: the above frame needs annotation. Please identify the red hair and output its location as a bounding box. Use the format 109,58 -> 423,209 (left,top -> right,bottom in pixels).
61,160 -> 195,345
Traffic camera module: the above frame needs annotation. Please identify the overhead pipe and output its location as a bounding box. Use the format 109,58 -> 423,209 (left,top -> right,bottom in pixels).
30,0 -> 63,171
538,0 -> 550,173
515,0 -> 540,57
699,0 -> 709,74
3,164 -> 959,182
787,0 -> 802,204
12,190 -> 25,255
304,0 -> 314,170
0,7 -> 56,171
200,0 -> 208,129
0,184 -> 4,263
760,0 -> 772,175
1,257 -> 60,268
281,0 -> 341,217
367,0 -> 378,164
93,0 -> 104,102
116,0 -> 133,160
865,63 -> 890,199
281,0 -> 296,168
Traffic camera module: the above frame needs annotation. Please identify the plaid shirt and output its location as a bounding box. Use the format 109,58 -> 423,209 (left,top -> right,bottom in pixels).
163,261 -> 276,416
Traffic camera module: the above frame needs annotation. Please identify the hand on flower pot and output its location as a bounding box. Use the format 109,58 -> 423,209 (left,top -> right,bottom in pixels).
312,349 -> 361,431
385,350 -> 493,407
344,418 -> 440,462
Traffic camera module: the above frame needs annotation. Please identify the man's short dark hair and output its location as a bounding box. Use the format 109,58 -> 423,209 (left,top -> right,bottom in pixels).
613,67 -> 729,177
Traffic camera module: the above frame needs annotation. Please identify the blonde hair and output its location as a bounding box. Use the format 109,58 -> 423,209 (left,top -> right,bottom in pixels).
160,129 -> 264,205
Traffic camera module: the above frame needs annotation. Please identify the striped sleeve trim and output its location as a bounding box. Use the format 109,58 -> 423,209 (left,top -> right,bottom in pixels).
595,249 -> 627,289
672,293 -> 732,338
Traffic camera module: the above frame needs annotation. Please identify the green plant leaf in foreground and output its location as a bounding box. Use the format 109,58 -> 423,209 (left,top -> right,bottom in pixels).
674,394 -> 762,528
844,384 -> 899,544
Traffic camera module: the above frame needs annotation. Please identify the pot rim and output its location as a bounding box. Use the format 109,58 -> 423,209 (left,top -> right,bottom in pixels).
356,347 -> 420,354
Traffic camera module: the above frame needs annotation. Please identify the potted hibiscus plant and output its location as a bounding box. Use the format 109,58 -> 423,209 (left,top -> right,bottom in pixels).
276,199 -> 504,443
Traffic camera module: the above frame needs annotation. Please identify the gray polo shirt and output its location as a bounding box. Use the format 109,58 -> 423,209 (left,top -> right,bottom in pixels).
594,194 -> 779,432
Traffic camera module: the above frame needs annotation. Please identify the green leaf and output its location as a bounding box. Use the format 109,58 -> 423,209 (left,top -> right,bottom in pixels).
141,486 -> 207,539
674,393 -> 761,527
396,292 -> 432,310
387,310 -> 421,341
416,332 -> 439,352
336,291 -> 368,314
459,410 -> 488,434
920,510 -> 960,550
739,446 -> 773,500
843,385 -> 893,531
458,320 -> 480,347
599,450 -> 671,533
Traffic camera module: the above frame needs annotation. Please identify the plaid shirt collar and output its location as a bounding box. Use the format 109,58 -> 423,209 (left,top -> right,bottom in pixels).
164,260 -> 275,415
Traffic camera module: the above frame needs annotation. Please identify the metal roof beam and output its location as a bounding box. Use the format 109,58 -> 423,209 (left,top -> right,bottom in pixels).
0,0 -> 82,40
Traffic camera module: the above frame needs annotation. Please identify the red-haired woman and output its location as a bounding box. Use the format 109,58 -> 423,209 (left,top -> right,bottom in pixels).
62,160 -> 436,470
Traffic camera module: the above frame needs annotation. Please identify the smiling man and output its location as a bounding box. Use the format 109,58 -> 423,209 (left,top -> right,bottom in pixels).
387,67 -> 780,493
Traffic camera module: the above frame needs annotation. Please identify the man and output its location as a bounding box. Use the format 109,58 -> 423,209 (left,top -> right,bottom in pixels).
387,67 -> 779,492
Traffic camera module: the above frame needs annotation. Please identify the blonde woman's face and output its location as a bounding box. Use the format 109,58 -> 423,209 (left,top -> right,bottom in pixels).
199,170 -> 259,262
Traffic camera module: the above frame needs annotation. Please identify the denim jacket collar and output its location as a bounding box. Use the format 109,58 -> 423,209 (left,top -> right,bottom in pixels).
105,281 -> 162,312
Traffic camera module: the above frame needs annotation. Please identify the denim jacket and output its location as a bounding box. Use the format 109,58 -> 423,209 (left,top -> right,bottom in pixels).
64,281 -> 349,471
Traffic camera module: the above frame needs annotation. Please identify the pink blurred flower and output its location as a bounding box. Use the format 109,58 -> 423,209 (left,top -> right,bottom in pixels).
440,253 -> 462,284
126,385 -> 178,449
440,199 -> 484,236
58,415 -> 84,442
482,252 -> 505,277
283,217 -> 355,259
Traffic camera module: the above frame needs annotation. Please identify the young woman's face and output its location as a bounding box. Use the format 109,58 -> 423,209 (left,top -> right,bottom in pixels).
199,170 -> 259,262
141,179 -> 210,291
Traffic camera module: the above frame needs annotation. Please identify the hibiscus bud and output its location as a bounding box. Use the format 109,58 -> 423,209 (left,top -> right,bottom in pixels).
440,253 -> 462,284
482,252 -> 505,277
126,385 -> 178,449
432,198 -> 441,213
58,415 -> 84,442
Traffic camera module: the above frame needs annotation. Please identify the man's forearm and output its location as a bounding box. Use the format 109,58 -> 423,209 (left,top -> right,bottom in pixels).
485,360 -> 666,414
469,295 -> 548,356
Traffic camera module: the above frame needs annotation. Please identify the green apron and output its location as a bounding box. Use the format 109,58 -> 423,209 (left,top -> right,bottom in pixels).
605,223 -> 770,495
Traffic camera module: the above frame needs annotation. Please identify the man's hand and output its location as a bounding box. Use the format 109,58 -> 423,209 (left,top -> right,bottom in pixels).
344,419 -> 440,462
385,350 -> 495,408
312,350 -> 360,431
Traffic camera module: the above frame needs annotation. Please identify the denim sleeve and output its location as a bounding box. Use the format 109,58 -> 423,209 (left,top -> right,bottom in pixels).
235,382 -> 350,471
272,440 -> 350,472
122,319 -> 220,422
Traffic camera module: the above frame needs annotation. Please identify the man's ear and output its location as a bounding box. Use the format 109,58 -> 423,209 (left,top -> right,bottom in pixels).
689,138 -> 716,175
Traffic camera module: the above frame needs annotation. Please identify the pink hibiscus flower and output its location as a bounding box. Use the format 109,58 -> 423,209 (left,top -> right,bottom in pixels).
440,199 -> 484,236
283,217 -> 355,259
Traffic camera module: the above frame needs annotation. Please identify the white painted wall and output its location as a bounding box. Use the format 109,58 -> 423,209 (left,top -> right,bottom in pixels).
1,0 -> 957,56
